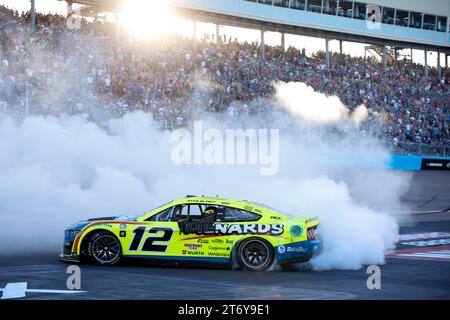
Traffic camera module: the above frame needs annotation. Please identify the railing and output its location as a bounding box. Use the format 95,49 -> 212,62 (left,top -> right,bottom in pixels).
385,141 -> 450,157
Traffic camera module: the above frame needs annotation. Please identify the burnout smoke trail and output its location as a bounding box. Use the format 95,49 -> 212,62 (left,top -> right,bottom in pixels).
0,23 -> 412,268
0,101 -> 411,271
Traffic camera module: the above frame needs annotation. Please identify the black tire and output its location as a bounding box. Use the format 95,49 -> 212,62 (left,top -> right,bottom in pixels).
86,231 -> 122,266
235,237 -> 274,271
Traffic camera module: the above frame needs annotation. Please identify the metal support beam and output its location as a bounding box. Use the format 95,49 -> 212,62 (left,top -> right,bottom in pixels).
192,20 -> 197,51
325,35 -> 330,69
383,46 -> 387,71
424,50 -> 429,80
115,11 -> 120,50
174,7 -> 450,56
394,48 -> 398,61
215,24 -> 220,44
260,25 -> 265,62
66,1 -> 73,18
281,32 -> 285,51
437,51 -> 442,80
339,40 -> 343,54
31,0 -> 36,32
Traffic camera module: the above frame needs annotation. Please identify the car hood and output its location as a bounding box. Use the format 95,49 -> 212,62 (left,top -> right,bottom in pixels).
67,215 -> 138,231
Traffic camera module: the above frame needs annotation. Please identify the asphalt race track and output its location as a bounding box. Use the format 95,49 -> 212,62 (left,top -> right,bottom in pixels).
0,171 -> 449,300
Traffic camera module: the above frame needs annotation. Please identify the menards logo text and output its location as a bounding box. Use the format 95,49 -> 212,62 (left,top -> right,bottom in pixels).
180,222 -> 284,236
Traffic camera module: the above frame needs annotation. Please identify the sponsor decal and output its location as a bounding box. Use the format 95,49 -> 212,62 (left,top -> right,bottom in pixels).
97,223 -> 113,228
290,225 -> 303,237
278,245 -> 308,254
421,159 -> 450,171
386,245 -> 450,262
119,224 -> 127,229
211,239 -> 224,244
197,239 -> 209,244
186,199 -> 217,204
208,245 -> 230,251
119,231 -> 126,237
226,239 -> 234,245
400,239 -> 450,247
388,232 -> 450,262
179,222 -> 284,236
182,250 -> 204,256
207,251 -> 229,257
287,246 -> 308,253
398,232 -> 450,242
184,243 -> 202,250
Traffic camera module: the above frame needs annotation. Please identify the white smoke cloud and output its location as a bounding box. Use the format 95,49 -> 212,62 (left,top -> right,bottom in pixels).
0,27 -> 410,270
274,82 -> 369,126
0,104 -> 410,271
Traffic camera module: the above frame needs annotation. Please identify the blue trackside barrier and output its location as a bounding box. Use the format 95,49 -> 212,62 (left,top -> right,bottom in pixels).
389,154 -> 450,171
305,152 -> 450,171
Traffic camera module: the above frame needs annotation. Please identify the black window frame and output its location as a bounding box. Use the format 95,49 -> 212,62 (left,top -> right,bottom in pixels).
352,2 -> 367,20
273,0 -> 289,8
289,0 -> 306,10
395,9 -> 409,27
409,12 -> 422,29
322,0 -> 338,16
306,0 -> 323,14
146,207 -> 174,222
436,16 -> 447,32
258,0 -> 274,5
382,7 -> 395,25
221,207 -> 262,222
169,204 -> 205,222
338,0 -> 353,19
423,14 -> 436,31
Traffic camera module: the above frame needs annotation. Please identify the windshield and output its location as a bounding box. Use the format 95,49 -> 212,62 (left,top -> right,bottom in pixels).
140,201 -> 174,217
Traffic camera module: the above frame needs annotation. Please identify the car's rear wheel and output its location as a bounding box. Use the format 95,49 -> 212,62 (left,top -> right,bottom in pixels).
86,231 -> 122,266
236,237 -> 274,271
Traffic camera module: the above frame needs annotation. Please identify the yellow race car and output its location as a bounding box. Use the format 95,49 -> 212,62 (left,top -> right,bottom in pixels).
60,196 -> 322,271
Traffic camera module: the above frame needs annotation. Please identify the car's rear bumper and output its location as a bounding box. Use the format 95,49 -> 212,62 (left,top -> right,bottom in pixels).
274,239 -> 322,264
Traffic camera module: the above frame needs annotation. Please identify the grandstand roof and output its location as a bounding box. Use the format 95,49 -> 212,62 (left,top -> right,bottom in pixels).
58,0 -> 120,12
61,0 -> 450,54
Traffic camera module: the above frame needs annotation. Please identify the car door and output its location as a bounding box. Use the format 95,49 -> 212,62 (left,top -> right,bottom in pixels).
122,206 -> 181,259
177,204 -> 235,260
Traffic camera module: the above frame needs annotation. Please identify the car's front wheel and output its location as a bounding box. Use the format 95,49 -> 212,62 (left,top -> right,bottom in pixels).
86,231 -> 122,266
236,237 -> 274,271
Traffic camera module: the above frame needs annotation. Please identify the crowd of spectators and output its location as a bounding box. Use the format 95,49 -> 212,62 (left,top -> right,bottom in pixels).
0,5 -> 449,152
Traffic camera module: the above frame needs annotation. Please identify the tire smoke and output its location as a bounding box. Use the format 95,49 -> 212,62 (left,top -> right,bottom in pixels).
0,35 -> 411,270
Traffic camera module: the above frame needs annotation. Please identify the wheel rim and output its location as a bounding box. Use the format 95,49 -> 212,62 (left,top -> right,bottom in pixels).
240,240 -> 271,270
91,235 -> 120,264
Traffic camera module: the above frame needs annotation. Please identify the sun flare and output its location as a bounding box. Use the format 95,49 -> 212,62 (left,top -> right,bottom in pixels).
120,0 -> 172,38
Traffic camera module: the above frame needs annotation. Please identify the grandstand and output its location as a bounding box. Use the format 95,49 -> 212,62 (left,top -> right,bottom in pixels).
1,0 -> 449,156
54,1 -> 450,73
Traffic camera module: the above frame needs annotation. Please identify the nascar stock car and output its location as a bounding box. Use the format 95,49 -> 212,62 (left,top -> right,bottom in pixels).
60,196 -> 322,271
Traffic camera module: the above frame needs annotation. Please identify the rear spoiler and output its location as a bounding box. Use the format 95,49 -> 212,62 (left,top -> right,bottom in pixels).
305,217 -> 319,225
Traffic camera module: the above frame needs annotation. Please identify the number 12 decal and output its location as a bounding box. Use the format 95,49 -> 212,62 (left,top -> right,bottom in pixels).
129,227 -> 174,252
